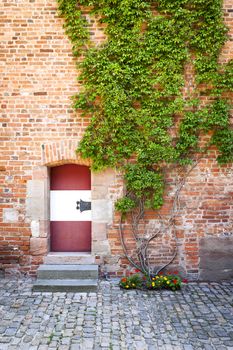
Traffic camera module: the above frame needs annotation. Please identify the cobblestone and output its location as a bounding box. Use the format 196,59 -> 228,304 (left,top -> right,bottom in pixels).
0,278 -> 232,349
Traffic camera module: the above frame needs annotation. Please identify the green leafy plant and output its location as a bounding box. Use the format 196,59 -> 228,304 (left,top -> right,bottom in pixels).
115,197 -> 137,215
146,273 -> 182,291
57,0 -> 233,212
119,274 -> 143,289
57,0 -> 233,275
119,273 -> 185,291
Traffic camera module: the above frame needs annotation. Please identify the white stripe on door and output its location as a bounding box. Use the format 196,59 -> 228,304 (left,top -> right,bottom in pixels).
50,190 -> 91,221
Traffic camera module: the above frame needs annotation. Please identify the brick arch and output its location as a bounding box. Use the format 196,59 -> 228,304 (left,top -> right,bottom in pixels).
42,139 -> 91,167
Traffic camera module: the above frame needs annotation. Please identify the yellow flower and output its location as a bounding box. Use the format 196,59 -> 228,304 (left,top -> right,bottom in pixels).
132,283 -> 135,287
166,281 -> 170,284
156,276 -> 159,279
152,282 -> 155,287
126,285 -> 129,288
164,277 -> 167,280
152,277 -> 155,280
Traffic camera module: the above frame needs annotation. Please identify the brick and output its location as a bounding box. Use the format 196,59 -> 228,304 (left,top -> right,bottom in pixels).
0,0 -> 232,279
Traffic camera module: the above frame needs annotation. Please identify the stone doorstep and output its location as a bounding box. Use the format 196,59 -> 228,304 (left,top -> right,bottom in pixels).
32,278 -> 98,292
37,264 -> 98,280
44,252 -> 95,265
34,254 -> 99,292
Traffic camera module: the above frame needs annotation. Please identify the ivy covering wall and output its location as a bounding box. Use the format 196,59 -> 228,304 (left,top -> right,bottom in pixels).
57,0 -> 233,214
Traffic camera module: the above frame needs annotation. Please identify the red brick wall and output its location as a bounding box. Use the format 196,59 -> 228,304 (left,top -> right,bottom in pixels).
0,0 -> 232,279
0,0 -> 87,274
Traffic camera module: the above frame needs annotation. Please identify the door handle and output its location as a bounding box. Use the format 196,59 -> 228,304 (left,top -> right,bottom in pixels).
76,199 -> 91,212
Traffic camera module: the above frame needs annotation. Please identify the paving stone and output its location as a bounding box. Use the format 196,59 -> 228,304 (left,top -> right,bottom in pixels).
0,278 -> 232,349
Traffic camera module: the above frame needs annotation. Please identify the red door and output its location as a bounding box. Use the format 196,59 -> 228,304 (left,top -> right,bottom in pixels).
50,164 -> 91,252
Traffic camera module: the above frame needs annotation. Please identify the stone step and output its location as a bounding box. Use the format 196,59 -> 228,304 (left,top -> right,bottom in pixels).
33,279 -> 98,292
37,264 -> 98,280
44,252 -> 95,265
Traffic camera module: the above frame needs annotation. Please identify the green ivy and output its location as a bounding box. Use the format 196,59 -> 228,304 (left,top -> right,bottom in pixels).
57,0 -> 89,56
57,0 -> 233,213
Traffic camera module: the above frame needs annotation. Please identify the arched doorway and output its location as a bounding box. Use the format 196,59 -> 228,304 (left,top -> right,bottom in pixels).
50,164 -> 91,252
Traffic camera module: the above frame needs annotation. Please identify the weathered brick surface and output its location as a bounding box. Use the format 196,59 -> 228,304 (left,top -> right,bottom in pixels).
0,0 -> 232,279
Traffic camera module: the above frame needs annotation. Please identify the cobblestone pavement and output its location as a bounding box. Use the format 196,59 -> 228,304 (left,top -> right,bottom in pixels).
0,278 -> 232,350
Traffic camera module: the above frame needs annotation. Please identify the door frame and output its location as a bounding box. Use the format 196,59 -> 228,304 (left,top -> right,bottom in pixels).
28,157 -> 114,264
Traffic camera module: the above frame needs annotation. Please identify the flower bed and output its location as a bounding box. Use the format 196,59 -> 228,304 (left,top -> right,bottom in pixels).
119,272 -> 187,291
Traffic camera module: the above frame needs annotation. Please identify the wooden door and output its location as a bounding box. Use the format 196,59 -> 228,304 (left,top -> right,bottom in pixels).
50,164 -> 91,252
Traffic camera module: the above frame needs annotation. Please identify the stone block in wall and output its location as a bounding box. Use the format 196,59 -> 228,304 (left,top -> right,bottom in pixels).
3,208 -> 19,223
26,180 -> 49,221
91,185 -> 109,200
39,220 -> 49,238
199,236 -> 233,281
92,240 -> 111,255
92,169 -> 115,187
30,238 -> 48,256
30,220 -> 40,237
102,256 -> 121,274
26,197 -> 46,220
92,222 -> 107,240
33,166 -> 49,180
92,199 -> 113,224
27,180 -> 45,197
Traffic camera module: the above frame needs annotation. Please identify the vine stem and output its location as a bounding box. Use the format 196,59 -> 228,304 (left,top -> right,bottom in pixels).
119,157 -> 203,277
118,214 -> 145,274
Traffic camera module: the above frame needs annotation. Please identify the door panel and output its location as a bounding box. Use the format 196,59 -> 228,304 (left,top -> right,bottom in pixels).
50,190 -> 91,221
50,221 -> 91,252
51,164 -> 91,190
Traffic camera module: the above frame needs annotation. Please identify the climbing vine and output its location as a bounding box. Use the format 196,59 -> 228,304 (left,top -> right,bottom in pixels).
57,0 -> 233,273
